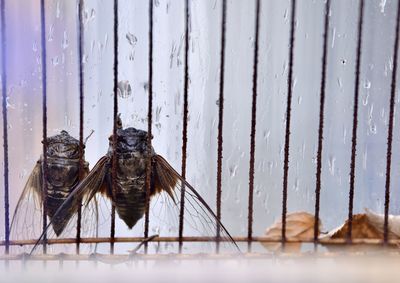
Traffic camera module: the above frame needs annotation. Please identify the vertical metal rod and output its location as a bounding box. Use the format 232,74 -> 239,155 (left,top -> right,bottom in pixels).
247,0 -> 260,253
314,0 -> 331,246
216,0 -> 227,254
281,0 -> 296,246
347,0 -> 364,242
76,0 -> 85,256
40,0 -> 48,255
0,0 -> 9,255
384,0 -> 400,244
144,0 -> 154,254
179,0 -> 190,254
111,0 -> 119,254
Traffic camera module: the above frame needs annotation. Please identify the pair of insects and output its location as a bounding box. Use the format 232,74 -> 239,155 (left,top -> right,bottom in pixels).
11,117 -> 237,253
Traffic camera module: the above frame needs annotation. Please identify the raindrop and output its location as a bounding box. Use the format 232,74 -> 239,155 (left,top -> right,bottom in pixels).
6,97 -> 14,109
293,178 -> 299,192
51,56 -> 59,66
362,93 -> 369,106
379,0 -> 387,13
82,54 -> 88,64
362,150 -> 367,170
229,165 -> 238,178
340,59 -> 347,65
328,156 -> 335,176
32,41 -> 38,52
48,24 -> 54,42
56,1 -> 61,18
369,123 -> 377,134
363,80 -> 371,89
117,80 -> 132,98
126,33 -> 138,46
62,31 -> 69,49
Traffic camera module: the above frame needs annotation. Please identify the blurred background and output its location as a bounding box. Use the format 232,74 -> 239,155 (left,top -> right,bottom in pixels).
0,0 -> 399,254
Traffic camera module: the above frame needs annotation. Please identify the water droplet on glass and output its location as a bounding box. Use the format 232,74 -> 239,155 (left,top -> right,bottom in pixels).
117,81 -> 132,98
48,24 -> 54,42
379,0 -> 387,13
293,178 -> 299,191
154,0 -> 160,7
56,1 -> 61,18
229,165 -> 238,178
51,56 -> 59,66
126,33 -> 137,46
32,41 -> 38,52
82,54 -> 88,64
62,31 -> 69,49
363,80 -> 371,89
362,93 -> 369,106
6,97 -> 14,109
328,155 -> 335,176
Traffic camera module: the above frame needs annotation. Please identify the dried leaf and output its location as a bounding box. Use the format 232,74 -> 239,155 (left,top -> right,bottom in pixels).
327,214 -> 382,239
262,212 -> 320,253
365,208 -> 400,239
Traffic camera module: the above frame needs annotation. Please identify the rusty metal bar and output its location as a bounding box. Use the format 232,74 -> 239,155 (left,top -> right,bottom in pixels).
144,0 -> 154,254
111,0 -> 119,254
347,0 -> 364,242
179,0 -> 190,254
0,0 -> 9,255
384,0 -> 400,244
76,0 -> 85,256
40,0 -> 48,255
247,0 -> 260,252
0,236 -> 398,247
314,0 -> 331,245
216,0 -> 227,254
281,0 -> 297,246
3,251 -> 400,262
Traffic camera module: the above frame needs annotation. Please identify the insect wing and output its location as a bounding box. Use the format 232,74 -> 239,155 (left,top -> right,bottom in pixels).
10,162 -> 43,254
30,156 -> 110,255
148,155 -> 240,253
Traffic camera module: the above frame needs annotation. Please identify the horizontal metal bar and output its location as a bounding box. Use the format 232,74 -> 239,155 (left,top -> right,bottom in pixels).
1,251 -> 400,262
0,236 -> 396,247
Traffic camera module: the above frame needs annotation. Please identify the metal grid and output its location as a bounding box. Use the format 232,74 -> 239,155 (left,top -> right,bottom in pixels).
0,0 -> 400,261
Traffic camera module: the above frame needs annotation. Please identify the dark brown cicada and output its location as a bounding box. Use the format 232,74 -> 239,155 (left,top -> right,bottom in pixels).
33,120 -> 238,254
11,131 -> 98,253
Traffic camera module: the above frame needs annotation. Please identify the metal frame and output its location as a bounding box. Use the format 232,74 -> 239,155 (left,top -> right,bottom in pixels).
1,0 -> 400,260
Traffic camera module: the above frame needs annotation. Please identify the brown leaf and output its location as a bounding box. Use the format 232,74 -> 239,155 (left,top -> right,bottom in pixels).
262,212 -> 320,253
329,214 -> 382,239
322,214 -> 386,252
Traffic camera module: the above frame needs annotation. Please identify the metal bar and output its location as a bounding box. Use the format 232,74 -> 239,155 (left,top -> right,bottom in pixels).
347,0 -> 364,242
0,236 -> 398,247
4,252 -> 398,262
111,0 -> 119,254
314,0 -> 331,245
384,0 -> 400,244
247,0 -> 260,252
76,0 -> 85,256
216,0 -> 227,254
0,0 -> 9,255
40,0 -> 48,255
144,0 -> 154,254
281,0 -> 297,246
179,0 -> 190,254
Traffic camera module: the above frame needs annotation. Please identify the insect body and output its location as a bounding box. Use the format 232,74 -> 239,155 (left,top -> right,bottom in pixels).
34,120 -> 238,253
11,131 -> 89,240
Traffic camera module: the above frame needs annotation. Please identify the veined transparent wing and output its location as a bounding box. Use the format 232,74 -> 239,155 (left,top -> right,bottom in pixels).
30,156 -> 110,255
143,155 -> 240,254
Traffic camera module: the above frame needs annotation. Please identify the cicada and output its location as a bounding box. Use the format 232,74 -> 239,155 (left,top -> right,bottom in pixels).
33,118 -> 239,254
11,130 -> 97,253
